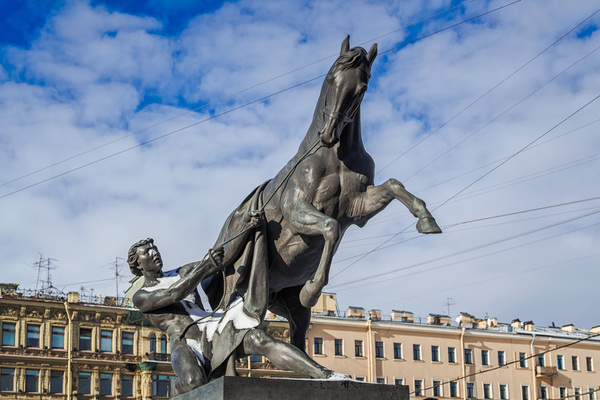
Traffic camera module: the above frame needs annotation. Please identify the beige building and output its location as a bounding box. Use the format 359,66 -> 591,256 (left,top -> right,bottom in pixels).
1,285 -> 599,400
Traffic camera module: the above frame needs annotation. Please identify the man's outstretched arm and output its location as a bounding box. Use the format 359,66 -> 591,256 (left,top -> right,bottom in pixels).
133,248 -> 224,313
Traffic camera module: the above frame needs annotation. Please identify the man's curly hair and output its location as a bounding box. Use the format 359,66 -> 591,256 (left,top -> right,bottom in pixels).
127,238 -> 154,276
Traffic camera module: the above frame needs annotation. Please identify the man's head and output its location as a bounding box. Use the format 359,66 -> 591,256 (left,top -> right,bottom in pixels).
128,238 -> 163,276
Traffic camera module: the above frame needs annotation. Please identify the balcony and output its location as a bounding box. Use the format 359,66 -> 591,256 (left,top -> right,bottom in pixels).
536,366 -> 558,377
147,352 -> 171,362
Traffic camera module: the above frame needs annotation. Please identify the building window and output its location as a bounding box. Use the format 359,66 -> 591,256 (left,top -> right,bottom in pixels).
448,347 -> 456,363
499,384 -> 508,400
375,341 -> 384,358
522,385 -> 530,400
25,370 -> 39,393
355,376 -> 365,382
519,352 -> 527,368
539,385 -> 547,400
537,354 -> 545,367
376,377 -> 386,384
433,380 -> 442,397
395,378 -> 404,385
101,330 -> 113,352
450,381 -> 459,398
588,387 -> 596,400
1,323 -> 16,346
482,350 -> 489,366
572,356 -> 579,371
413,344 -> 421,360
150,333 -> 156,353
394,343 -> 402,359
52,326 -> 65,349
122,375 -> 134,397
483,383 -> 492,399
314,337 -> 323,355
467,382 -> 475,398
575,388 -> 582,400
152,375 -> 174,397
160,334 -> 167,353
586,357 -> 593,372
50,371 -> 64,394
557,355 -> 565,370
78,372 -> 91,395
431,345 -> 439,362
465,349 -> 473,364
250,354 -> 262,362
559,387 -> 567,400
100,373 -> 112,396
79,328 -> 92,351
122,331 -> 134,354
1,368 -> 15,391
498,351 -> 505,366
334,339 -> 343,356
27,324 -> 40,347
414,379 -> 423,396
355,340 -> 363,357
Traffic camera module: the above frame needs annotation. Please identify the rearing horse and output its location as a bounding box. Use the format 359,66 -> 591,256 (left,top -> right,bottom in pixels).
215,36 -> 441,352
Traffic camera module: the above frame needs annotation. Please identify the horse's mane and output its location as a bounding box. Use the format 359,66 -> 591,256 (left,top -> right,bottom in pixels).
333,47 -> 370,73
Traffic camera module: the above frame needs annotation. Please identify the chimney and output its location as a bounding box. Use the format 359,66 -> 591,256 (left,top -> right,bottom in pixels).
347,306 -> 365,319
590,326 -> 600,334
67,292 -> 80,303
427,314 -> 451,326
456,312 -> 475,327
523,321 -> 535,331
510,319 -> 522,329
369,309 -> 381,321
391,310 -> 414,323
561,324 -> 575,333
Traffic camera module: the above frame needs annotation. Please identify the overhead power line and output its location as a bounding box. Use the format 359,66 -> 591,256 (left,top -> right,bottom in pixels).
0,0 -> 482,190
413,332 -> 600,395
0,0 -> 519,200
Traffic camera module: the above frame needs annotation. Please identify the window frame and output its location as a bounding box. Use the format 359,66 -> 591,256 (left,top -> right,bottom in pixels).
355,340 -> 363,357
482,349 -> 489,366
100,329 -> 113,352
498,350 -> 506,366
499,383 -> 509,400
1,323 -> 16,347
50,370 -> 64,394
464,348 -> 473,365
431,345 -> 440,362
1,367 -> 15,392
483,382 -> 492,399
25,369 -> 39,393
572,356 -> 580,371
122,375 -> 134,397
26,324 -> 41,348
375,341 -> 384,358
313,337 -> 323,355
121,331 -> 134,354
100,373 -> 113,396
393,342 -> 402,359
78,372 -> 91,395
413,344 -> 422,361
518,352 -> 527,368
334,339 -> 343,356
51,326 -> 65,349
448,347 -> 456,363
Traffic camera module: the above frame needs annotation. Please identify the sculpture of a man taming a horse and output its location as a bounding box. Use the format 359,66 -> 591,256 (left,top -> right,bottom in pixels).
130,36 -> 441,394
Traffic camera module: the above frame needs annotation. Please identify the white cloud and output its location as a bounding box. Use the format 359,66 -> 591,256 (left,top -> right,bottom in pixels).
0,0 -> 599,330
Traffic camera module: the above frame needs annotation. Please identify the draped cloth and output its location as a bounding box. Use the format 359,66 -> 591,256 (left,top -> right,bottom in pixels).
194,180 -> 271,377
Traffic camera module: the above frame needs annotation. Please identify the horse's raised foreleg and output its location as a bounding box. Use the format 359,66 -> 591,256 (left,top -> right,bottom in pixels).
358,178 -> 442,234
283,199 -> 340,308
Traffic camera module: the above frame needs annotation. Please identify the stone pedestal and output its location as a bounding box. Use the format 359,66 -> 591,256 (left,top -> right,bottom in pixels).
173,376 -> 409,400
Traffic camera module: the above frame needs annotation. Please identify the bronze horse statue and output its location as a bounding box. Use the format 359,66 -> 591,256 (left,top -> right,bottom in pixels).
212,36 -> 442,354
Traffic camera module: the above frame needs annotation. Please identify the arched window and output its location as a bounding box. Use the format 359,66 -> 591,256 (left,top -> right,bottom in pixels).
160,334 -> 167,354
149,334 -> 156,354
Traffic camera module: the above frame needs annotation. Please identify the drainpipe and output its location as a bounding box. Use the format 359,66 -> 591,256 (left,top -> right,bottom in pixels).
460,327 -> 467,400
367,319 -> 374,382
530,333 -> 537,400
64,302 -> 73,400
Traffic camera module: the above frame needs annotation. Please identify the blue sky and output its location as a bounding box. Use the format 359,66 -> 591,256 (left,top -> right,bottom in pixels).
1,0 -> 599,330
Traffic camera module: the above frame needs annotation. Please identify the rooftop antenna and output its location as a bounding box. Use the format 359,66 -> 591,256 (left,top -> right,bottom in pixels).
444,297 -> 456,316
112,257 -> 126,305
34,254 -> 58,296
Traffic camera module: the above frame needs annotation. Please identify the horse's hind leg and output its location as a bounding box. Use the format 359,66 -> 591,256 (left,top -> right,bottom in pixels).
359,178 -> 442,234
268,286 -> 311,352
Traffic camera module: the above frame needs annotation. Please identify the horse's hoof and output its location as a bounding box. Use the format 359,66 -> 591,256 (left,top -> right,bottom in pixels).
299,281 -> 321,308
417,216 -> 442,234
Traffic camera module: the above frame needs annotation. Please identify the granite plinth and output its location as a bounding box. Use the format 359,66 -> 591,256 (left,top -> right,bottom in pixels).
173,376 -> 409,400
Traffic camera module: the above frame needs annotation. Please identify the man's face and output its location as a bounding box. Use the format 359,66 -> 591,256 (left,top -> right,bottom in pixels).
135,243 -> 163,274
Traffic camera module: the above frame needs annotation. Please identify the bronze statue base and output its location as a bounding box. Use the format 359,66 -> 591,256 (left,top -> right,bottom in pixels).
172,376 -> 409,400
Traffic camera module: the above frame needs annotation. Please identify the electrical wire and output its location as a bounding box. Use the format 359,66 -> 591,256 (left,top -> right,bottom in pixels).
412,332 -> 600,395
0,0 -> 481,190
376,5 -> 600,176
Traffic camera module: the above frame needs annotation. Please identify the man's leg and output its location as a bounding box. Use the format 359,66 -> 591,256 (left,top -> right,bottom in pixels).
242,328 -> 338,379
170,339 -> 208,396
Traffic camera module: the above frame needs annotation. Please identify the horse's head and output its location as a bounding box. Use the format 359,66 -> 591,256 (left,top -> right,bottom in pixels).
318,36 -> 377,148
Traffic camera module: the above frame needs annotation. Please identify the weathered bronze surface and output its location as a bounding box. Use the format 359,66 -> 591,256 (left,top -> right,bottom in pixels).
129,36 -> 441,395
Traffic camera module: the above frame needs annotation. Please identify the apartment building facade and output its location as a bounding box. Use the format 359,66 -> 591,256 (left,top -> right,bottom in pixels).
1,286 -> 599,400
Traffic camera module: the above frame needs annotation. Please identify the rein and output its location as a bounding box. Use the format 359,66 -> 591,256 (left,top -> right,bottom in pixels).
179,138 -> 323,340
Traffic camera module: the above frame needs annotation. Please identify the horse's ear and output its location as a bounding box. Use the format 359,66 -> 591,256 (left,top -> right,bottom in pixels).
367,43 -> 378,68
341,35 -> 350,55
